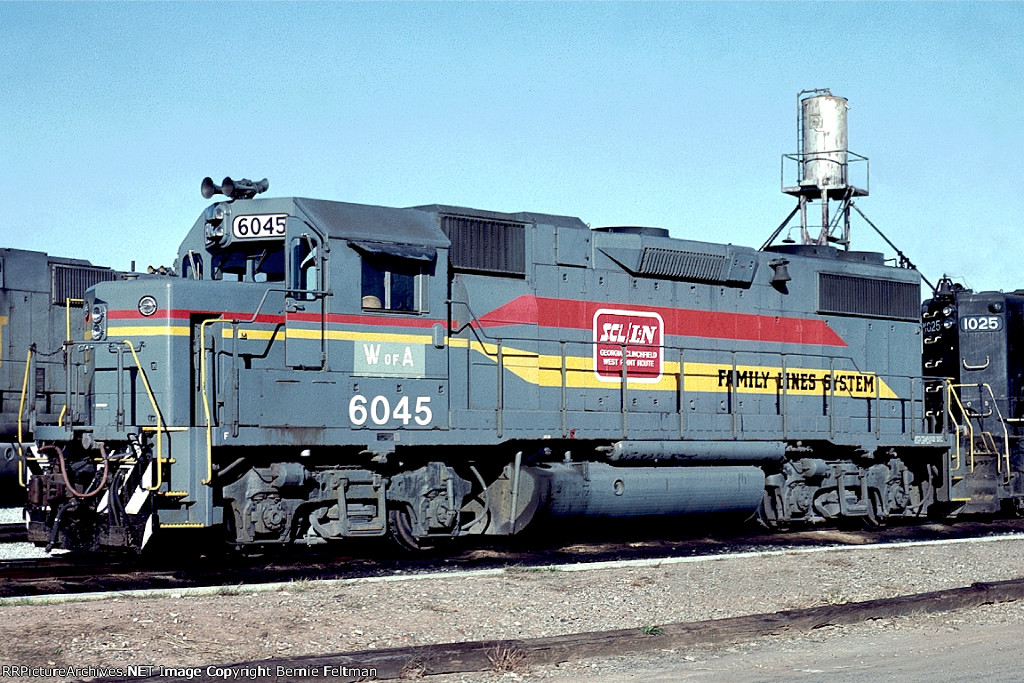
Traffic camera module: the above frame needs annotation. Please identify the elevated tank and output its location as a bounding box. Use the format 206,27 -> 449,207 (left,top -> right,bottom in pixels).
801,94 -> 849,188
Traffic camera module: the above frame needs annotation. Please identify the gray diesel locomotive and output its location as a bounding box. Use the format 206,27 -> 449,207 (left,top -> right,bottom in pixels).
23,91 -> 1020,553
22,177 -> 956,553
0,248 -> 118,498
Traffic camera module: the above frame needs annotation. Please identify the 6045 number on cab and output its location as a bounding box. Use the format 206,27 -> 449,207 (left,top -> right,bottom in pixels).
348,395 -> 432,427
232,214 -> 287,240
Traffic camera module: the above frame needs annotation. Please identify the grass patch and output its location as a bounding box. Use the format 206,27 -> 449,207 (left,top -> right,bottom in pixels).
487,644 -> 527,673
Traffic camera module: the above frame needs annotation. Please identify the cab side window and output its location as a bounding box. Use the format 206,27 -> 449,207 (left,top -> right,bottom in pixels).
351,240 -> 434,314
291,237 -> 320,300
361,257 -> 424,313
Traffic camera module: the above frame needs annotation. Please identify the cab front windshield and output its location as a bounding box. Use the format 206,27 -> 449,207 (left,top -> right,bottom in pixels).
211,243 -> 285,283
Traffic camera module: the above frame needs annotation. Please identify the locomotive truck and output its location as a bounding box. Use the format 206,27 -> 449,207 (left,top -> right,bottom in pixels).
21,175 -> 966,553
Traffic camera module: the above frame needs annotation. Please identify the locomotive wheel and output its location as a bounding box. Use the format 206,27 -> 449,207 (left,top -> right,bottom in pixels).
388,506 -> 434,552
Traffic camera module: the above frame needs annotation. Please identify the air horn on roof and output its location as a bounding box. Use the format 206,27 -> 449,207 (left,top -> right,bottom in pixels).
201,176 -> 269,201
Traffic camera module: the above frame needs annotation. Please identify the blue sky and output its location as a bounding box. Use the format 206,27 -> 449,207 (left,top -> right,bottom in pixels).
2,2 -> 1021,293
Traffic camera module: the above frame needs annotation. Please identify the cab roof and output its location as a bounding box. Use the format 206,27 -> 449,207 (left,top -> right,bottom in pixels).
294,198 -> 450,248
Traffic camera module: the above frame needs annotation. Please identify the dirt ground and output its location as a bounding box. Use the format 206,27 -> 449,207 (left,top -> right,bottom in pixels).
2,535 -> 1024,682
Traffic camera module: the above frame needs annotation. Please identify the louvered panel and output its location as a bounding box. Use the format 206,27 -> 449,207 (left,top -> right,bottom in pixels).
51,264 -> 117,305
443,215 -> 526,277
638,247 -> 726,282
818,273 -> 919,321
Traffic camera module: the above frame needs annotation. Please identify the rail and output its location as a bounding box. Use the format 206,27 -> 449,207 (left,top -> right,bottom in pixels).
28,299 -> 270,492
20,338 -> 173,491
15,343 -> 78,487
945,384 -> 972,472
64,298 -> 83,342
780,149 -> 870,194
47,290 -> 306,490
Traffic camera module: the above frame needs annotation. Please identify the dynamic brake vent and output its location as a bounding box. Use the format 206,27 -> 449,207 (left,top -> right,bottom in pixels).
443,215 -> 526,277
818,273 -> 919,321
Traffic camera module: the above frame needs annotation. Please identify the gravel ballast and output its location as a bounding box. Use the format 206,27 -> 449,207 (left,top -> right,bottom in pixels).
2,533 -> 1024,681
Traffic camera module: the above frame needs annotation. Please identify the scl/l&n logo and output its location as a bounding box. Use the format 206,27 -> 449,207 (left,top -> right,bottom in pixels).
593,309 -> 663,383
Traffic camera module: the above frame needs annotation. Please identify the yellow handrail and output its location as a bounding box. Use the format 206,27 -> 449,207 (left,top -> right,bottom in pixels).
200,319 -> 231,485
945,382 -> 972,473
946,382 -> 1012,480
972,383 -> 1012,483
123,341 -> 166,492
16,347 -> 33,488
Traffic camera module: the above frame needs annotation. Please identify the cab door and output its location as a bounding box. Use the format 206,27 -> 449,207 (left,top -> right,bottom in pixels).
285,233 -> 326,369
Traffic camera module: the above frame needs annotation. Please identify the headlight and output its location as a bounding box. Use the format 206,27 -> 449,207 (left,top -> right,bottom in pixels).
205,223 -> 226,247
138,295 -> 158,317
204,204 -> 229,247
91,303 -> 107,340
942,305 -> 955,317
942,319 -> 955,329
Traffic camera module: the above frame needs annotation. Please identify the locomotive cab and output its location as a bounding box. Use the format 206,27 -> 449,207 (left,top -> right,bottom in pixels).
28,189 -> 460,551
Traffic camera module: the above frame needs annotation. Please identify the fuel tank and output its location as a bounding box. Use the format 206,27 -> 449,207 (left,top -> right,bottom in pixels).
534,462 -> 765,518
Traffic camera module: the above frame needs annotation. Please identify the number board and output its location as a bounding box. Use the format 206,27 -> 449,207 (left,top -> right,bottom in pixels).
960,315 -> 1003,332
232,214 -> 287,240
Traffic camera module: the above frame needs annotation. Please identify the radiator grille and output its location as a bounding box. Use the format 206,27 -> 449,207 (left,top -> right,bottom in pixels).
443,215 -> 526,276
638,247 -> 726,282
51,264 -> 117,305
818,273 -> 920,321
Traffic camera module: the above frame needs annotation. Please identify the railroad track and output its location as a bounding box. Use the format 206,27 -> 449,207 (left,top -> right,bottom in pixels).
3,516 -> 1024,601
0,522 -> 27,543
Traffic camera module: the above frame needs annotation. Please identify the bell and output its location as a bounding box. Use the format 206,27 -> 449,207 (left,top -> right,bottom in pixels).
769,259 -> 791,284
